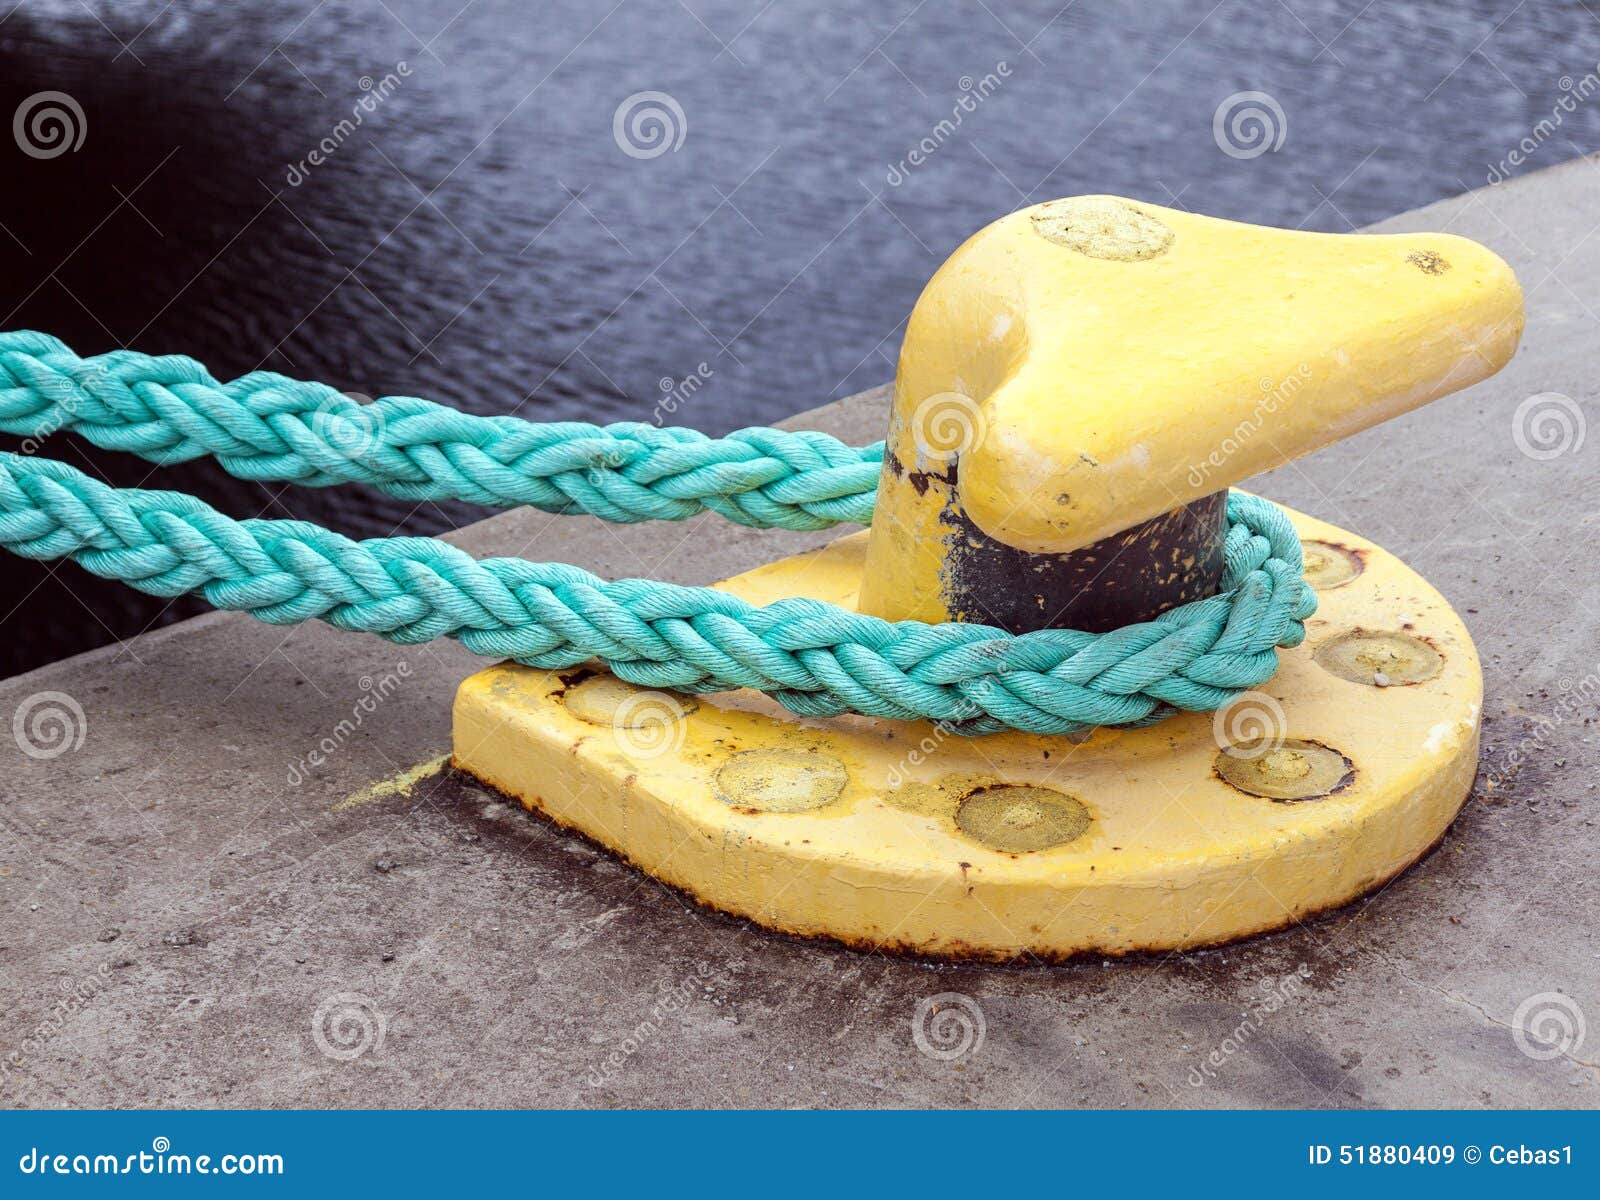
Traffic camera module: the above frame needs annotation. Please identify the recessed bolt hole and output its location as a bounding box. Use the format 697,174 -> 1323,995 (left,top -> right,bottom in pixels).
1314,629 -> 1443,686
1300,540 -> 1365,590
1215,738 -> 1354,801
712,749 -> 848,813
954,784 -> 1090,853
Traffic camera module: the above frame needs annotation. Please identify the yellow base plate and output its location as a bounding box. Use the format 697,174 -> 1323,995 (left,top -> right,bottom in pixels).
452,505 -> 1481,961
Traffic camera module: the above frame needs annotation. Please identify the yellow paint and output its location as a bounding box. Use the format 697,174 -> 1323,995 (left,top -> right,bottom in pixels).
451,503 -> 1482,960
857,195 -> 1524,624
333,753 -> 450,811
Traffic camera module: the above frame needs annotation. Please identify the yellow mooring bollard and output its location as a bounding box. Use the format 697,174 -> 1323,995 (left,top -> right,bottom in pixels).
452,196 -> 1524,960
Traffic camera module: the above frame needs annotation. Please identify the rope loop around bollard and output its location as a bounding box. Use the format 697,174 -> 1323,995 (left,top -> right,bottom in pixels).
0,331 -> 1317,736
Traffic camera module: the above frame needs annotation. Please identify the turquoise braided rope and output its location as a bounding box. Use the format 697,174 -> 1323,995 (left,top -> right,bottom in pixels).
0,332 -> 1317,736
0,331 -> 881,530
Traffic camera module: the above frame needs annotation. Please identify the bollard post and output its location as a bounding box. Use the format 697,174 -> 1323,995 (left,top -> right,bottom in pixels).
857,196 -> 1520,633
452,195 -> 1524,960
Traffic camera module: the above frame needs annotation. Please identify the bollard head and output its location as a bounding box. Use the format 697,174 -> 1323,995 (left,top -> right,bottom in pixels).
858,195 -> 1524,626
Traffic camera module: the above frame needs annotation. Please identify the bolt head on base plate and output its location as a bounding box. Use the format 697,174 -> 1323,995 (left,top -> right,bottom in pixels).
451,501 -> 1481,962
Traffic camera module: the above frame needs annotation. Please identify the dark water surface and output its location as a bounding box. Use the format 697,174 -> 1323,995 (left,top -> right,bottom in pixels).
1,0 -> 1595,673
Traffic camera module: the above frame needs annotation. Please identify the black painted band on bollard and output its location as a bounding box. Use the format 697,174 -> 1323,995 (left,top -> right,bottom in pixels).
939,491 -> 1228,634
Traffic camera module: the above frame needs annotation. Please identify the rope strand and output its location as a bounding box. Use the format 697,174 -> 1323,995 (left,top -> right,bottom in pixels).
0,331 -> 882,530
0,448 -> 1314,736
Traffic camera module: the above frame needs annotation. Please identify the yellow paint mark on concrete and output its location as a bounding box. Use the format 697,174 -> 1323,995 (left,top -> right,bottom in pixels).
333,753 -> 450,811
